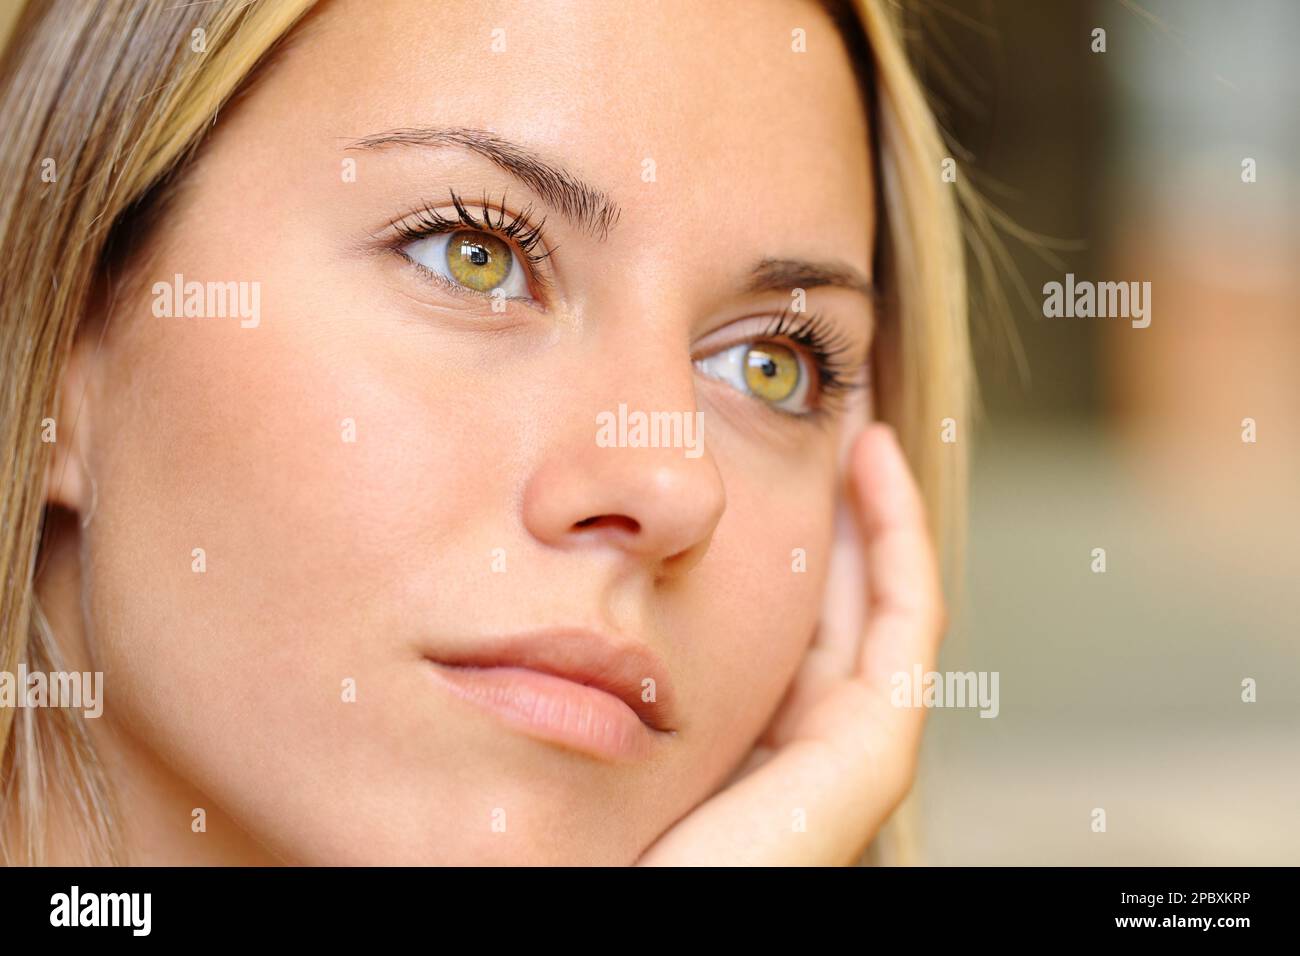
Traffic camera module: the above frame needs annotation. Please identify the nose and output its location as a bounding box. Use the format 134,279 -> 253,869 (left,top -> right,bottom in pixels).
521,357 -> 726,576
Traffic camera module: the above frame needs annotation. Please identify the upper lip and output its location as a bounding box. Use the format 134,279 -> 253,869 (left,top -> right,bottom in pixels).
424,628 -> 679,733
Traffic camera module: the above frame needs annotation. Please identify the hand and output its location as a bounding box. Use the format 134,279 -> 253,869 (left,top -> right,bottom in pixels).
636,424 -> 947,865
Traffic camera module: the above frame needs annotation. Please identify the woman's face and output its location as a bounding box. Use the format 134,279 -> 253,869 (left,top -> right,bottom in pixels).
74,0 -> 874,864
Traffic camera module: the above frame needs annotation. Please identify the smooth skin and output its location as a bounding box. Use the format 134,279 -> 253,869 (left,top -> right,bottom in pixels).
36,0 -> 944,864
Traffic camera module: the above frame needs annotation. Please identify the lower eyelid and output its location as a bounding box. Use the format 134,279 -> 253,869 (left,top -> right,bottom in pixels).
695,369 -> 826,427
396,248 -> 466,294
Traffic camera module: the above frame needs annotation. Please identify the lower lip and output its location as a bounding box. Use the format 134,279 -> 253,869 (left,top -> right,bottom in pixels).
425,661 -> 659,762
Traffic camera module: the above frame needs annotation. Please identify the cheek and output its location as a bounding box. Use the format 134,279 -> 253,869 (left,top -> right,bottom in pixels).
87,308 -> 472,634
79,278 -> 512,849
669,451 -> 836,778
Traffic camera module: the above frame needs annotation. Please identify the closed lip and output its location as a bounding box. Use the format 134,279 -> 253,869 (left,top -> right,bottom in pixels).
423,629 -> 678,762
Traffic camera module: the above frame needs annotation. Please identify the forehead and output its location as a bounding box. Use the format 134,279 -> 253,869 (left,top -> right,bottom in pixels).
244,0 -> 872,263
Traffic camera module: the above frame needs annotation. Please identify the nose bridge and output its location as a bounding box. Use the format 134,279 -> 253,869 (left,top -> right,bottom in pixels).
581,288 -> 712,472
545,281 -> 703,448
520,296 -> 726,568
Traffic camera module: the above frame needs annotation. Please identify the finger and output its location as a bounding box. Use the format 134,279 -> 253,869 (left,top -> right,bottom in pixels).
810,388 -> 872,659
813,492 -> 869,665
850,424 -> 946,691
842,424 -> 946,778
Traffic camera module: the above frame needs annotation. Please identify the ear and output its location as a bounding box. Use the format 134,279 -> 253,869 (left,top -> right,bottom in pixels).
41,334 -> 99,516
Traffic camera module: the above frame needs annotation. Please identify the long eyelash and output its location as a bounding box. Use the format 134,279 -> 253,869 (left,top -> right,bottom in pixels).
759,307 -> 867,415
390,187 -> 554,268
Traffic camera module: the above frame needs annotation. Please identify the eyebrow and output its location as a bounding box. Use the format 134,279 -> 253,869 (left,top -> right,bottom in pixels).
347,126 -> 622,239
745,257 -> 875,300
347,128 -> 873,298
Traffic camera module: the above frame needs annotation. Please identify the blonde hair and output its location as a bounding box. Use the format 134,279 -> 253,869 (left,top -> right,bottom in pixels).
0,0 -> 972,865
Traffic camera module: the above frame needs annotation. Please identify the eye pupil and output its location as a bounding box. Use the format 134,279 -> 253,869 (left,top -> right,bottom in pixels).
462,241 -> 489,266
758,357 -> 778,378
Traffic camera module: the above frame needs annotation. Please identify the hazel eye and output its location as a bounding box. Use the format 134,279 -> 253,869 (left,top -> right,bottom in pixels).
744,344 -> 799,401
696,341 -> 814,413
400,228 -> 531,299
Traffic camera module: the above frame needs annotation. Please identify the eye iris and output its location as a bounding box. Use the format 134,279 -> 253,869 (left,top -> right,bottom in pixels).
446,229 -> 511,291
744,344 -> 799,403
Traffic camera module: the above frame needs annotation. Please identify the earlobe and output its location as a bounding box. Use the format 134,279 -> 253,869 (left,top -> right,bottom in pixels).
41,337 -> 98,516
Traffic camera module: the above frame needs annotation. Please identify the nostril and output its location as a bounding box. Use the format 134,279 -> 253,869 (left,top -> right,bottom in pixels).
573,514 -> 641,534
